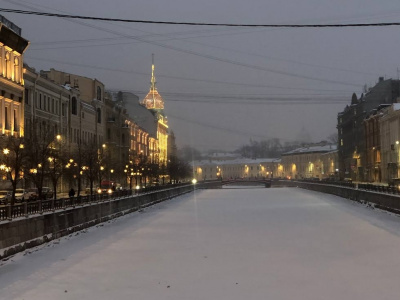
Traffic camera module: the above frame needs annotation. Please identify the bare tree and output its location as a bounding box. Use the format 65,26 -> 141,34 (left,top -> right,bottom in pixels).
24,120 -> 56,200
81,139 -> 101,196
327,133 -> 338,144
0,136 -> 27,205
47,135 -> 68,199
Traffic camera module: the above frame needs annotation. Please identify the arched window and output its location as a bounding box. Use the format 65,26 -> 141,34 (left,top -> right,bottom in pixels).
96,86 -> 101,101
97,108 -> 101,123
71,97 -> 77,115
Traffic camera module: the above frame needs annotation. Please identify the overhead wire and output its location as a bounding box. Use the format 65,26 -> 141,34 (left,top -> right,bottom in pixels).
2,8 -> 400,28
27,56 -> 355,94
1,3 -> 365,87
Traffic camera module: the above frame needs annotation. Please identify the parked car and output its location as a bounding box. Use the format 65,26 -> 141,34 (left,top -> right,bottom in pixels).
0,190 -> 11,204
14,189 -> 29,202
26,187 -> 54,201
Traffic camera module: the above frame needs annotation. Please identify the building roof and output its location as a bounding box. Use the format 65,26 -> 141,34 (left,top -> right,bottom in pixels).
282,144 -> 337,156
194,157 -> 280,166
109,91 -> 158,137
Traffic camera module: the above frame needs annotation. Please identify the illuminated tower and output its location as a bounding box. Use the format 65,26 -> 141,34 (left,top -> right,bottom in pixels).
140,54 -> 165,110
140,54 -> 168,165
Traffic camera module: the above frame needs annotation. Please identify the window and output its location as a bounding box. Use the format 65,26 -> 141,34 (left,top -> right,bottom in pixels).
71,97 -> 77,115
52,99 -> 54,113
13,110 -> 17,131
107,128 -> 111,140
341,139 -> 344,146
14,57 -> 19,82
24,88 -> 29,105
5,51 -> 11,79
97,108 -> 101,123
96,86 -> 101,101
44,95 -> 47,111
39,94 -> 42,109
4,107 -> 8,130
62,103 -> 66,117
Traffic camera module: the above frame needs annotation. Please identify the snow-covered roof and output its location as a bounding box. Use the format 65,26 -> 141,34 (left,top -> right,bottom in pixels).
282,144 -> 337,156
393,103 -> 400,111
193,157 -> 280,166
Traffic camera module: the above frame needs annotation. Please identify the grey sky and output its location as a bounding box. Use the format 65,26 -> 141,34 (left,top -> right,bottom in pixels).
2,0 -> 400,151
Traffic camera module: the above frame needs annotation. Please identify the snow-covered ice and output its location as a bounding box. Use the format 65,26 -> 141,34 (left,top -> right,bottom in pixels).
1,187 -> 400,299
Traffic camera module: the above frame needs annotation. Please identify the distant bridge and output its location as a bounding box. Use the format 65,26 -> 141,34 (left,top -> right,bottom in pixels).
197,179 -> 271,189
222,179 -> 271,188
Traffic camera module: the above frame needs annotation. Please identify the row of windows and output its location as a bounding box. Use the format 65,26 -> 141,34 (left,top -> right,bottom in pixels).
0,46 -> 21,84
28,90 -> 67,117
70,128 -> 97,145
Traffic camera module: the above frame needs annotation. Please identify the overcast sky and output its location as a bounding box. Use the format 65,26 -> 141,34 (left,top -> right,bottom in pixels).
2,0 -> 400,151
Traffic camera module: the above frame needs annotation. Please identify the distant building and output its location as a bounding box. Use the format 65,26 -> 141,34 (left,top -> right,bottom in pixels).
363,104 -> 389,182
0,16 -> 29,137
337,78 -> 400,181
379,104 -> 400,183
193,158 -> 279,181
281,143 -> 338,179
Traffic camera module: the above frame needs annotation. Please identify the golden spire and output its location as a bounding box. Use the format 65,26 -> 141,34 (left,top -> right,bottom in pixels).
151,53 -> 156,107
140,54 -> 164,110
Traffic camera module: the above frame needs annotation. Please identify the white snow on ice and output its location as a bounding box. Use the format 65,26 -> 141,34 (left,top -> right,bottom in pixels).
1,187 -> 400,300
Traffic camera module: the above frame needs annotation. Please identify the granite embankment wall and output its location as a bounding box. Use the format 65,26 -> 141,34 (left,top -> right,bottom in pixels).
273,180 -> 400,213
0,185 -> 196,259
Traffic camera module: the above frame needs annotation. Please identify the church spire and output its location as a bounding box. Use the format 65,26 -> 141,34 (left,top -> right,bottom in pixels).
151,54 -> 156,90
140,54 -> 165,110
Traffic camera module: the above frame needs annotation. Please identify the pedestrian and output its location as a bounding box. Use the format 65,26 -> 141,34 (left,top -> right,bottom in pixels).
69,188 -> 75,198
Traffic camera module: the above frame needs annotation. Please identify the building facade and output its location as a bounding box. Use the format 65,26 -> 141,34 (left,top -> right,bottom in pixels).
379,104 -> 400,183
338,78 -> 400,181
139,55 -> 168,165
193,158 -> 279,181
0,17 -> 29,138
281,143 -> 338,180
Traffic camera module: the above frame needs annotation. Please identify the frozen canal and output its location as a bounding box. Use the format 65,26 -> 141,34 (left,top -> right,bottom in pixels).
1,187 -> 400,299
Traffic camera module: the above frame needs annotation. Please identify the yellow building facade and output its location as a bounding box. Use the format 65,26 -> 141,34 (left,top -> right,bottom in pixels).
0,19 -> 29,137
281,144 -> 338,180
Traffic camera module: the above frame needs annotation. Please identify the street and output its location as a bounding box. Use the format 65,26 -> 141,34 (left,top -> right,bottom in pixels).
1,187 -> 400,299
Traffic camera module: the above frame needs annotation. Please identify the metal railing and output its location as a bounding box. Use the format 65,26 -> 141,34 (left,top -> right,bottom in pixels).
294,179 -> 400,195
0,182 -> 193,221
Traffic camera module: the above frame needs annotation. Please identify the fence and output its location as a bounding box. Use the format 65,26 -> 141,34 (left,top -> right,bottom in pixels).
0,183 -> 191,221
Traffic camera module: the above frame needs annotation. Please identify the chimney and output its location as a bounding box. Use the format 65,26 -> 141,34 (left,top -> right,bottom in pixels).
379,77 -> 384,82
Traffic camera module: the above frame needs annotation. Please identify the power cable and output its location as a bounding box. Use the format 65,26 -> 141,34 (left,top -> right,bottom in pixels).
26,56 -> 355,93
2,8 -> 400,28
2,3 -> 364,87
